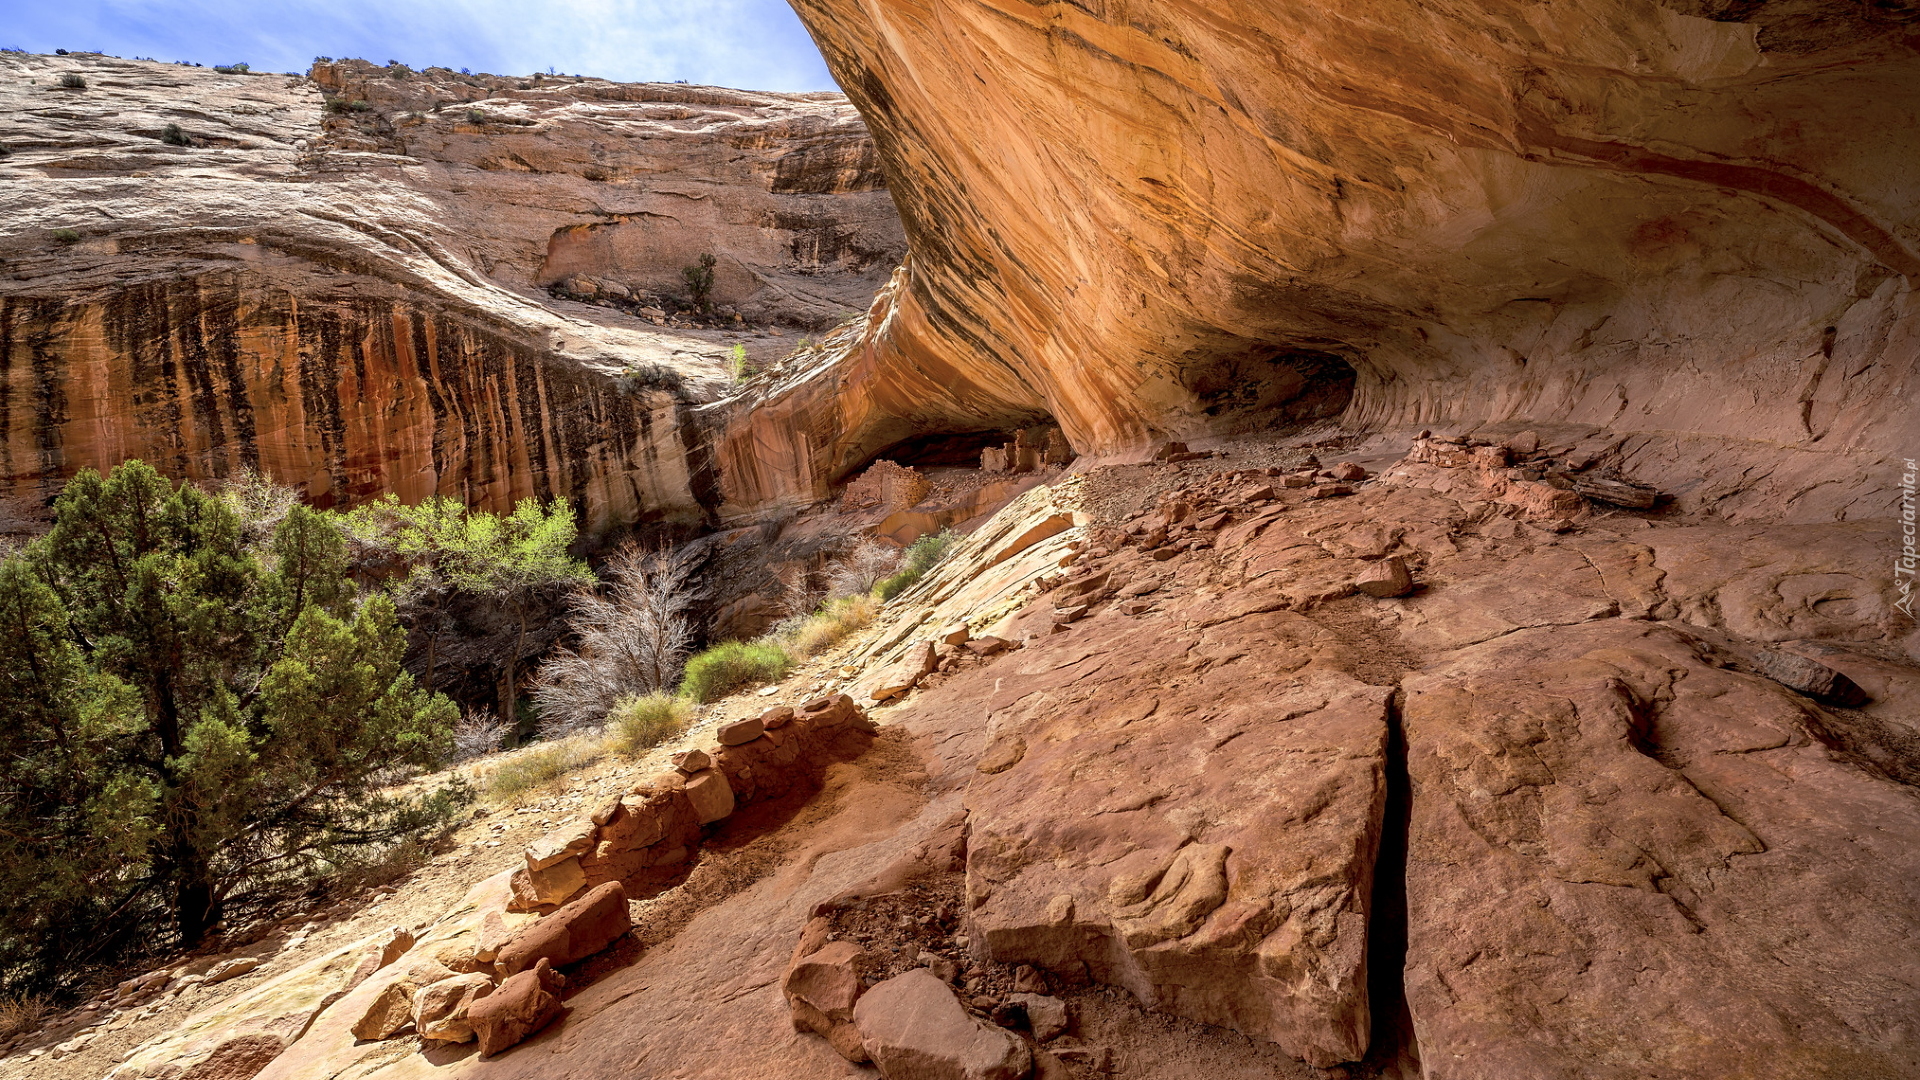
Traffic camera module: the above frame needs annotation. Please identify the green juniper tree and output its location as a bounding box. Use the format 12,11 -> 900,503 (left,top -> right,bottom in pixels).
341,494 -> 590,732
0,463 -> 459,991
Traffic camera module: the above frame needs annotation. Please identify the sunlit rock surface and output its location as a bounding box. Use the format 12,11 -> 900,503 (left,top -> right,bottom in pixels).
0,54 -> 904,531
765,0 -> 1918,521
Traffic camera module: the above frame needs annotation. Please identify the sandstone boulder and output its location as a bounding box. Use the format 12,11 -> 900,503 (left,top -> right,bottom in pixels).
496,881 -> 631,977
854,968 -> 1032,1080
1354,555 -> 1414,598
596,793 -> 669,850
514,855 -> 587,910
204,956 -> 262,985
412,971 -> 495,1043
1006,994 -> 1067,1042
351,957 -> 455,1041
375,926 -> 414,970
525,818 -> 596,871
684,768 -> 736,824
1746,646 -> 1871,706
785,939 -> 872,1062
469,958 -> 566,1057
872,640 -> 939,700
673,748 -> 712,774
1569,474 -> 1657,509
965,636 -> 1012,657
719,717 -> 765,745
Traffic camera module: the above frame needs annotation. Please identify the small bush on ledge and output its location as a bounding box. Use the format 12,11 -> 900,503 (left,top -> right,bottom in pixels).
58,73 -> 87,89
876,529 -> 960,600
607,693 -> 690,756
160,123 -> 190,146
680,641 -> 792,703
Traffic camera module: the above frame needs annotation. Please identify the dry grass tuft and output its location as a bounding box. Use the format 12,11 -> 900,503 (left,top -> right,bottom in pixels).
0,993 -> 49,1039
482,737 -> 604,802
606,693 -> 691,757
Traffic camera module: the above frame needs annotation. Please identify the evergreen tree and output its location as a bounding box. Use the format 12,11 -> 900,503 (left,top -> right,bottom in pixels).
342,495 -> 591,731
0,463 -> 459,991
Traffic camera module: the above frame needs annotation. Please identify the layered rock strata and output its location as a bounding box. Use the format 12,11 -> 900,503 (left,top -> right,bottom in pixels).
0,52 -> 904,530
753,0 -> 1919,522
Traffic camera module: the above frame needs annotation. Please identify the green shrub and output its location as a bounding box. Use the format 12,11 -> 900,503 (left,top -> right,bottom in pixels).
484,738 -> 602,802
159,123 -> 190,146
607,693 -> 690,756
0,463 -> 460,990
876,529 -> 960,600
465,108 -> 486,124
50,228 -> 81,244
213,62 -> 249,74
682,253 -> 717,313
680,640 -> 792,703
58,73 -> 86,89
324,97 -> 372,115
729,342 -> 750,383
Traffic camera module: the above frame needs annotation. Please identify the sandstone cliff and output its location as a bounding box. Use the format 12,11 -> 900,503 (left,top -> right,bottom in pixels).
0,53 -> 904,532
752,0 -> 1919,523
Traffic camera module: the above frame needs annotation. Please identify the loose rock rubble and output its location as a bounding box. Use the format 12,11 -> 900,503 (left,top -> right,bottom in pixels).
510,694 -> 877,911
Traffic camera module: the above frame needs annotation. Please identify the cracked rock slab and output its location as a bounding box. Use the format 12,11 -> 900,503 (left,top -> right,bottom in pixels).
961,607 -> 1391,1066
1402,621 -> 1920,1079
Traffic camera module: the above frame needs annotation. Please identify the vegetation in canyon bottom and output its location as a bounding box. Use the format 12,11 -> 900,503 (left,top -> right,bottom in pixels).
0,462 -> 461,996
0,465 -> 960,1002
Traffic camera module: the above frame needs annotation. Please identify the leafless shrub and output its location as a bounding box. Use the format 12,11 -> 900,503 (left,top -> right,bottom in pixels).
217,467 -> 302,551
826,539 -> 900,599
452,708 -> 509,761
781,565 -> 827,622
531,543 -> 700,732
0,993 -> 49,1039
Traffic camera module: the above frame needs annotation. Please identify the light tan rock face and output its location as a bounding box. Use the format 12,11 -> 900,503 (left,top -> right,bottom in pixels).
0,53 -> 903,530
753,0 -> 1919,521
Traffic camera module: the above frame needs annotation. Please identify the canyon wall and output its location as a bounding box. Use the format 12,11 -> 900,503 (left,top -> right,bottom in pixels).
760,0 -> 1919,522
0,53 -> 905,531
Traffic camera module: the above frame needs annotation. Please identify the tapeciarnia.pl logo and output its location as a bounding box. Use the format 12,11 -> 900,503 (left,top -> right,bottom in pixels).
1898,458 -> 1916,619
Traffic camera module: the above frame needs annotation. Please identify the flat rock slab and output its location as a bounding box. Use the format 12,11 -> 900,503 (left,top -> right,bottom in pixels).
1402,621 -> 1920,1079
108,937 -> 377,1080
961,604 -> 1390,1066
854,968 -> 1031,1080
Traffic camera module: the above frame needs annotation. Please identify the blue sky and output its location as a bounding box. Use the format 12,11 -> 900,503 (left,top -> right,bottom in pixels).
1,0 -> 839,91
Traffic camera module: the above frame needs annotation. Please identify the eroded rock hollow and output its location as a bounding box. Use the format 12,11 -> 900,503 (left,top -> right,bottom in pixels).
756,0 -> 1919,522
